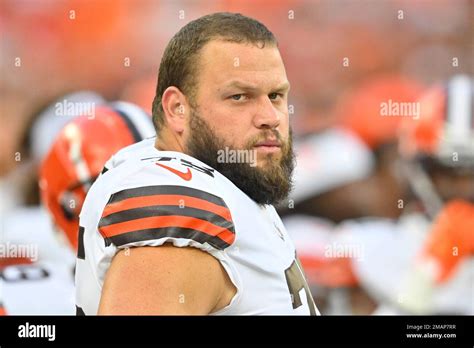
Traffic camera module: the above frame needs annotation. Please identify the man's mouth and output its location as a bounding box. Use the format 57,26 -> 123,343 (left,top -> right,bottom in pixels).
253,139 -> 282,153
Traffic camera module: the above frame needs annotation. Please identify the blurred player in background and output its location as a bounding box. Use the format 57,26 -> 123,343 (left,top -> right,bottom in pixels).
0,95 -> 154,314
282,75 -> 424,313
0,92 -> 106,213
391,74 -> 474,314
0,91 -> 106,315
280,125 -> 376,313
293,75 -> 473,315
286,75 -> 424,222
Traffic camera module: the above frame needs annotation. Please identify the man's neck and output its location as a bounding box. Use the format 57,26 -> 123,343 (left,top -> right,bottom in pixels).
154,129 -> 184,153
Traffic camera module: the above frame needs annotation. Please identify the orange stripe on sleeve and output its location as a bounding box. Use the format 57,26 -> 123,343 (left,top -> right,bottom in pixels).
102,194 -> 232,222
99,215 -> 235,245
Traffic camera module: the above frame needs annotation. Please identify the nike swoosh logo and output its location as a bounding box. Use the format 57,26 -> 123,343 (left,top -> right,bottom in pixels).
156,163 -> 192,181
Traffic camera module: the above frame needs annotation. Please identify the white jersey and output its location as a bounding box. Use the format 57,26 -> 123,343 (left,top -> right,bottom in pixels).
283,213 -> 473,315
0,207 -> 76,315
291,127 -> 374,203
1,261 -> 75,315
75,138 -> 319,315
337,214 -> 473,315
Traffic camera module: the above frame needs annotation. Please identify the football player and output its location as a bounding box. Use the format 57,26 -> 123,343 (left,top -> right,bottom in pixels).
76,13 -> 319,315
0,98 -> 154,314
0,91 -> 107,315
393,74 -> 474,314
284,75 -> 474,315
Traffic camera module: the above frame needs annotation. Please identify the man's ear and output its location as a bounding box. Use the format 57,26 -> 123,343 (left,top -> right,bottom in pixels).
161,86 -> 189,134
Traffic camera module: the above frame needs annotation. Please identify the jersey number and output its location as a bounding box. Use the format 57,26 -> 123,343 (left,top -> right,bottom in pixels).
284,258 -> 317,315
0,265 -> 50,282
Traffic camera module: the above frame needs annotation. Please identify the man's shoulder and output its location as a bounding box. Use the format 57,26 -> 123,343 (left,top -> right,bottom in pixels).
82,149 -> 238,250
95,141 -> 217,195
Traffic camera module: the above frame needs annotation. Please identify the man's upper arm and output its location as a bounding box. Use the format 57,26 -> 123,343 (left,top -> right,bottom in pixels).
98,244 -> 232,315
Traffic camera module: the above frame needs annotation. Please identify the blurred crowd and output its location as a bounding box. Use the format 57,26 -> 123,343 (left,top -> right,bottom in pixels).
1,0 -> 473,315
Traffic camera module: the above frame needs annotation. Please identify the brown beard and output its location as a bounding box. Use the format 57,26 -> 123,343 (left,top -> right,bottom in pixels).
185,109 -> 295,205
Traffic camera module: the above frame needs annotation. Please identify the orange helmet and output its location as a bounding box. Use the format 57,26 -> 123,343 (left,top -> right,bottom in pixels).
400,75 -> 474,163
399,75 -> 474,216
338,75 -> 424,149
39,101 -> 155,250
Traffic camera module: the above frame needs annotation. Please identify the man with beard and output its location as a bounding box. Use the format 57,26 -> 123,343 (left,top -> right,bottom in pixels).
75,12 -> 319,315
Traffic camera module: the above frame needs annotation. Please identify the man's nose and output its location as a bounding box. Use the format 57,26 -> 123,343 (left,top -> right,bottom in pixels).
252,96 -> 281,129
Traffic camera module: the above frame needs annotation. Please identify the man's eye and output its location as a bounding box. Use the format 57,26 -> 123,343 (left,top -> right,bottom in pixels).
231,94 -> 245,101
269,93 -> 282,100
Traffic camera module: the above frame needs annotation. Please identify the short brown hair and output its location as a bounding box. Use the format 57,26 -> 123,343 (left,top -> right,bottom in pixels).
151,12 -> 278,132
